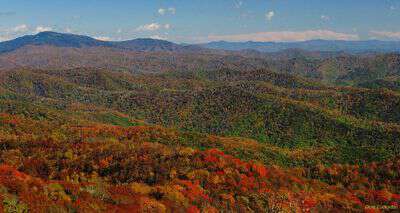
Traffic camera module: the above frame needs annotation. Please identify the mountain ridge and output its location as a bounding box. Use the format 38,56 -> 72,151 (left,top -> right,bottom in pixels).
0,31 -> 204,53
201,39 -> 400,53
2,31 -> 400,54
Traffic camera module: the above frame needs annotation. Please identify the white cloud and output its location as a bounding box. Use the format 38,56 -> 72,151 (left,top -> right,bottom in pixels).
390,6 -> 396,10
370,31 -> 400,39
168,7 -> 176,15
0,24 -> 29,41
266,11 -> 274,21
150,35 -> 167,40
0,24 -> 53,41
12,24 -> 28,33
137,23 -> 161,31
158,7 -> 175,15
158,8 -> 166,15
321,15 -> 330,21
205,30 -> 360,42
136,23 -> 171,31
34,26 -> 53,33
94,36 -> 112,41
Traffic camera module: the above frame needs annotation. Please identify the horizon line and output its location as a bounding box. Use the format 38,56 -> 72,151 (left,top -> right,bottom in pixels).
2,31 -> 400,44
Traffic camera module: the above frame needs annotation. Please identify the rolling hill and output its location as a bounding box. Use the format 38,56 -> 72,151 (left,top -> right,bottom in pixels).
0,32 -> 399,212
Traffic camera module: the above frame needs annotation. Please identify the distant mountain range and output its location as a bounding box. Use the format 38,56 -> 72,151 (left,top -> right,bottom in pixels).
1,32 -> 400,54
0,31 -> 199,54
200,40 -> 400,53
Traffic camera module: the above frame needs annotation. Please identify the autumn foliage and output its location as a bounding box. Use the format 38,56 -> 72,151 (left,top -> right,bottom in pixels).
0,112 -> 398,212
0,59 -> 399,212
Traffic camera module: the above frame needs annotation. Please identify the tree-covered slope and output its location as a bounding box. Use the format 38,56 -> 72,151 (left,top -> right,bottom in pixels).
1,68 -> 399,165
0,53 -> 399,211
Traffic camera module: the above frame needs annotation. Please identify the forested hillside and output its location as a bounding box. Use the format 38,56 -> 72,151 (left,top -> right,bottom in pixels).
1,43 -> 400,88
0,64 -> 399,212
0,33 -> 399,212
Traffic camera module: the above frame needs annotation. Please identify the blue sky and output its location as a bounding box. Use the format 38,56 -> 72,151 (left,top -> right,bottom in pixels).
0,0 -> 400,43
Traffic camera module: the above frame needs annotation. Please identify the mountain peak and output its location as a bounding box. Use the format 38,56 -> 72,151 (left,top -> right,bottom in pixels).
35,31 -> 62,36
33,31 -> 100,42
0,31 -> 197,54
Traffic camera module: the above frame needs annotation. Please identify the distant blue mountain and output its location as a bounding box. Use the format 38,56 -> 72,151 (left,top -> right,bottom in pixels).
2,32 -> 400,54
0,32 -> 111,53
113,38 -> 184,52
0,32 -> 194,53
201,40 -> 400,53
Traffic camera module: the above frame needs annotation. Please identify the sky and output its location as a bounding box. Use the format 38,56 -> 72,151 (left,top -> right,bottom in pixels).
0,0 -> 400,43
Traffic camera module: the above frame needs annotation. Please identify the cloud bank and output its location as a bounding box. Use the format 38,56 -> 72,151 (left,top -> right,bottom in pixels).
370,31 -> 400,39
206,30 -> 359,42
136,23 -> 171,32
93,36 -> 112,41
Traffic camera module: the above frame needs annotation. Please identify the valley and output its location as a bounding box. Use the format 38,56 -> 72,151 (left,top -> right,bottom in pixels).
0,32 -> 399,212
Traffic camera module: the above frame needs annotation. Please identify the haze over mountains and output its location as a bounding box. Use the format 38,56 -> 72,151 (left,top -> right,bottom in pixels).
1,31 -> 400,54
201,39 -> 400,53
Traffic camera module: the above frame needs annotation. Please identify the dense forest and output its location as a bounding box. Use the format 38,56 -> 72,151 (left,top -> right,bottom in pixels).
0,33 -> 399,212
